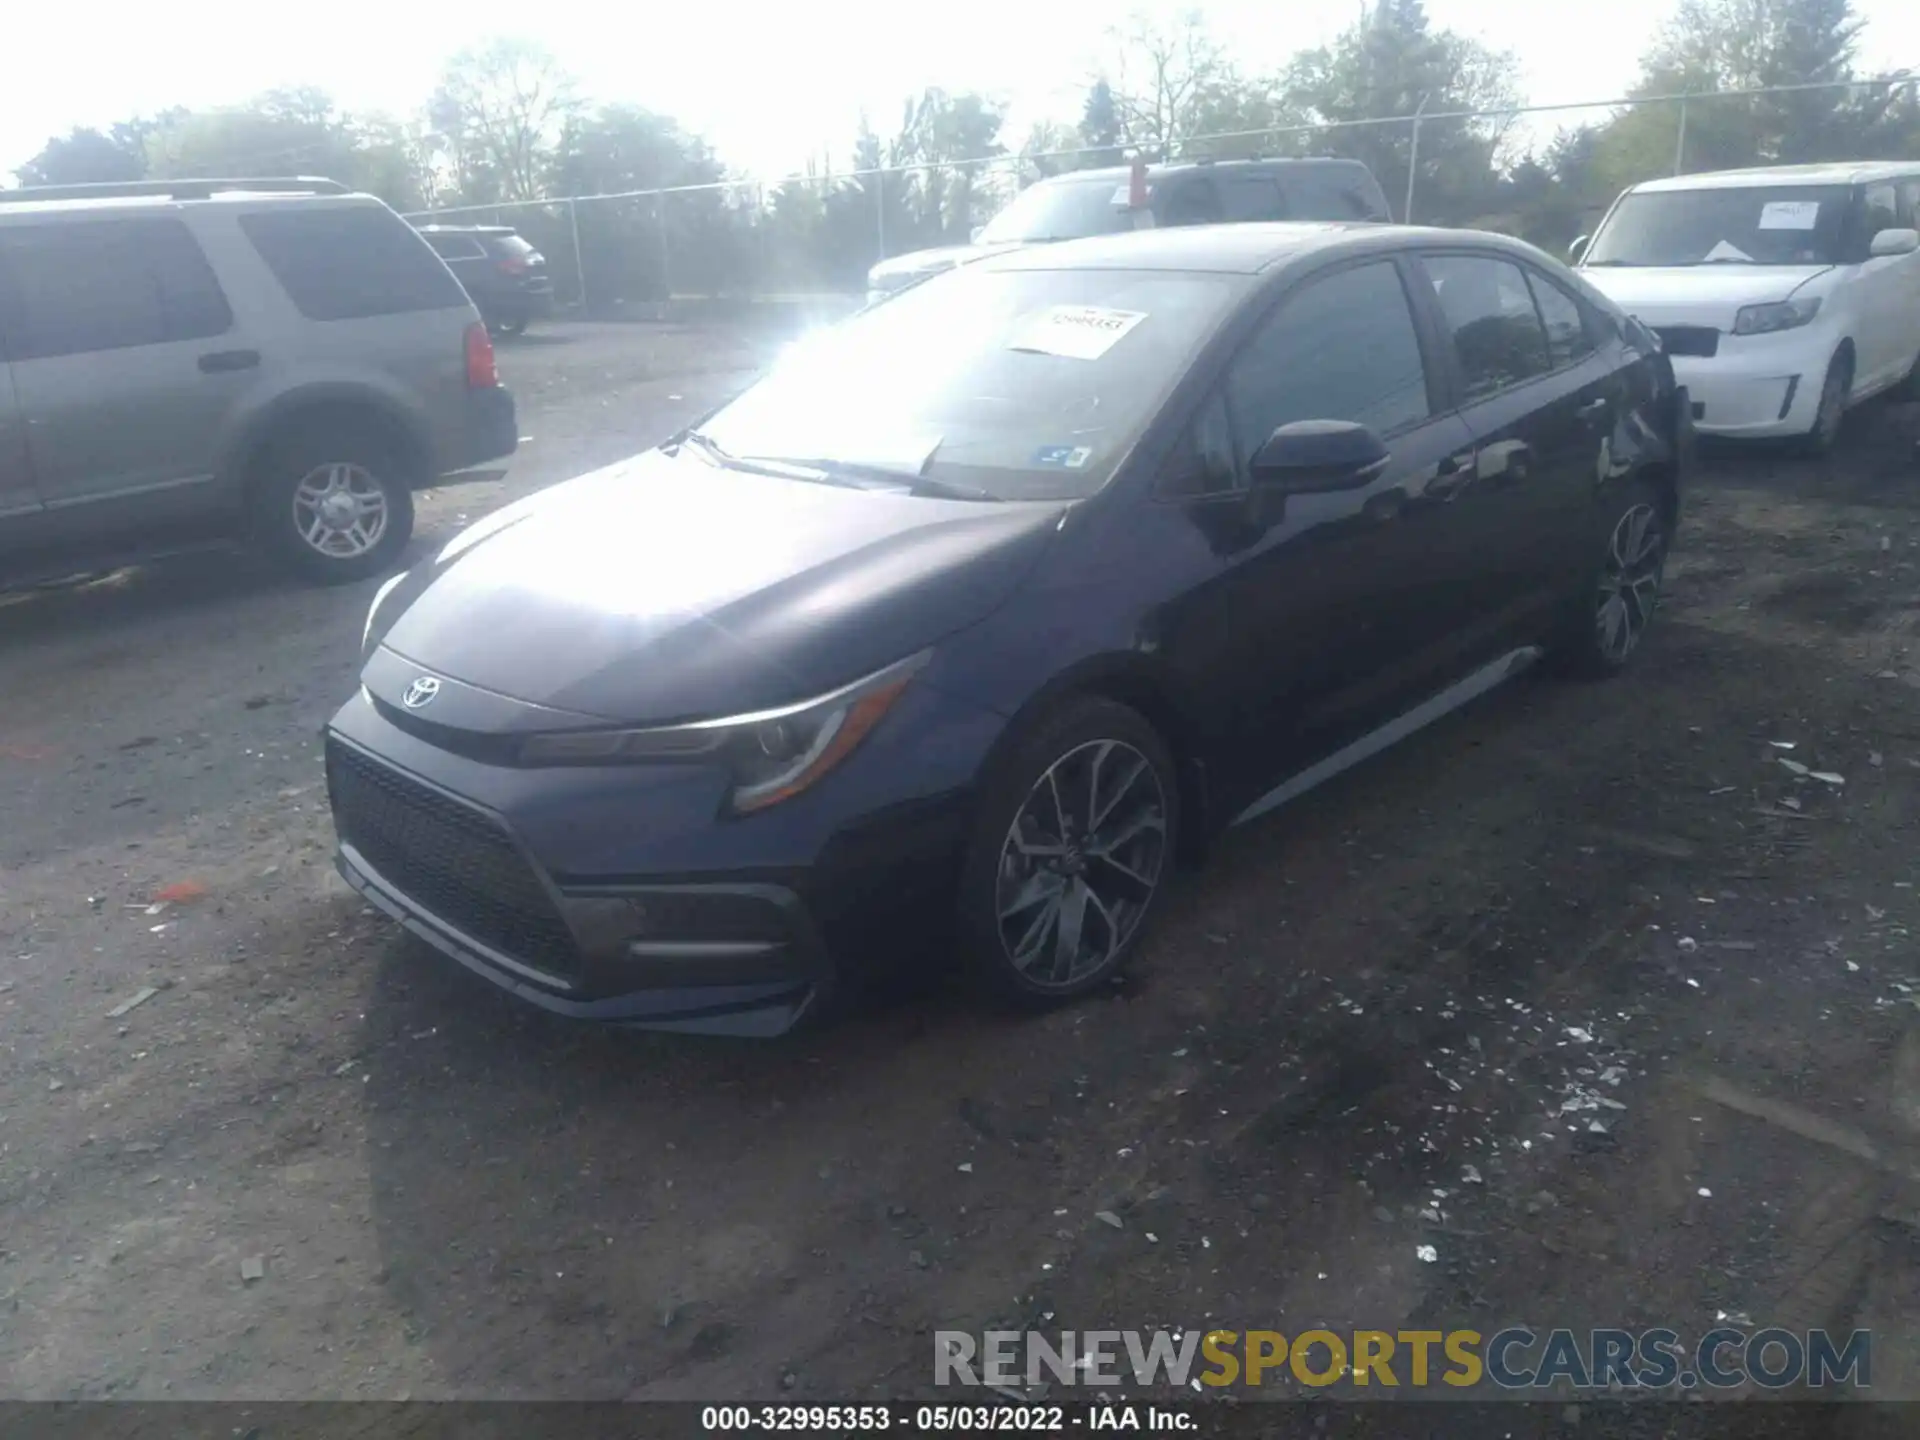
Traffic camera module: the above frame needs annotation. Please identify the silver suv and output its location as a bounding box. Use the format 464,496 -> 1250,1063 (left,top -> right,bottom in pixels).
0,177 -> 518,586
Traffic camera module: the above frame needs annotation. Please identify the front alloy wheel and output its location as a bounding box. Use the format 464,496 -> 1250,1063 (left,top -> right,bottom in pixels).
960,697 -> 1179,1006
996,739 -> 1168,988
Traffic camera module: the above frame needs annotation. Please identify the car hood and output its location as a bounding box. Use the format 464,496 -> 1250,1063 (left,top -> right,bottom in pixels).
369,448 -> 1065,726
1579,263 -> 1833,329
867,241 -> 1029,289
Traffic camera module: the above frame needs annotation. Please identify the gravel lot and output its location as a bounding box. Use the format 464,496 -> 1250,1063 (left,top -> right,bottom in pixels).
4,320 -> 1920,1411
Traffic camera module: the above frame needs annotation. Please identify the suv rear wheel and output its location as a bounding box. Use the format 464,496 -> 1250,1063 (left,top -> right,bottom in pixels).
252,425 -> 415,584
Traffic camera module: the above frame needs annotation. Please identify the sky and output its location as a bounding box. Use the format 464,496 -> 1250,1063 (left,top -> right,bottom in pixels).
5,0 -> 1919,186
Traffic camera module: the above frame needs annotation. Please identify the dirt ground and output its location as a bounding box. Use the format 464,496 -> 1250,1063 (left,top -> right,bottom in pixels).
4,321 -> 1920,1414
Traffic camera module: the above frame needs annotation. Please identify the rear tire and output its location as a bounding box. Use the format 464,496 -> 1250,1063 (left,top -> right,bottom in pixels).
495,315 -> 528,338
956,696 -> 1179,1009
1550,477 -> 1669,680
251,425 -> 416,585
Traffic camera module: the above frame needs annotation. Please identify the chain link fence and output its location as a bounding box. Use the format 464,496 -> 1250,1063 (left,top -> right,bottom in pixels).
406,77 -> 1917,315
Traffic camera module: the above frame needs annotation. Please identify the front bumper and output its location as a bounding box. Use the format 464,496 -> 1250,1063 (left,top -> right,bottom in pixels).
1669,328 -> 1836,438
337,839 -> 825,1036
323,680 -> 989,1036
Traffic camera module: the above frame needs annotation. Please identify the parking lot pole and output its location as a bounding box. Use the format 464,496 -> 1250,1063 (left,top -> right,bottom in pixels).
567,199 -> 586,312
1673,99 -> 1688,175
656,194 -> 672,302
875,173 -> 887,263
1403,97 -> 1429,225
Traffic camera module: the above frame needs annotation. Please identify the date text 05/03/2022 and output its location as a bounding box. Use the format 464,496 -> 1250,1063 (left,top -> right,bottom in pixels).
700,1404 -> 1194,1431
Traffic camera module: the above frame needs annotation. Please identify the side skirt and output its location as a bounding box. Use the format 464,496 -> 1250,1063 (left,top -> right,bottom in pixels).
1230,645 -> 1545,828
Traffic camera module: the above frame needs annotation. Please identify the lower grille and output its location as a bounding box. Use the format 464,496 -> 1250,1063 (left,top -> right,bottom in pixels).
326,738 -> 579,981
1653,325 -> 1719,358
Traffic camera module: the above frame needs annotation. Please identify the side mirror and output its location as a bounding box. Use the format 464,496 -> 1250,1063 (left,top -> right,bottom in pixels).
1869,226 -> 1919,259
1250,420 -> 1390,495
1568,235 -> 1591,263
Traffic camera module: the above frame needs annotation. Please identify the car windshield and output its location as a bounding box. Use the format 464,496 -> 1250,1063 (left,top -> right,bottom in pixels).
1584,184 -> 1850,267
696,266 -> 1239,500
975,176 -> 1138,245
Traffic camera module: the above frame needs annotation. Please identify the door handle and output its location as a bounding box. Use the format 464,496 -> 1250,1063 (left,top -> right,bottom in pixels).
1426,450 -> 1477,499
198,349 -> 261,373
1576,397 -> 1610,424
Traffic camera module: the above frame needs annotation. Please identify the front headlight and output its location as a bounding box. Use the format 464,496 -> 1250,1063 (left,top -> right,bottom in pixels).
362,573 -> 406,649
517,650 -> 931,813
1732,296 -> 1821,336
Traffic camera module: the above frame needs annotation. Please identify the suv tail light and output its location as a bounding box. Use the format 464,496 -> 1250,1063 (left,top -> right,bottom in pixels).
497,257 -> 529,276
464,322 -> 499,389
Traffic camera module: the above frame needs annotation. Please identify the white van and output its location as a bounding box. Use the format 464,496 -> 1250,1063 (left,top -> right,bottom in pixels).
1574,162 -> 1920,452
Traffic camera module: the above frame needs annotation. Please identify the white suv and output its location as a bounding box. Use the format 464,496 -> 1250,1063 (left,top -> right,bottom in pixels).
1574,162 -> 1920,453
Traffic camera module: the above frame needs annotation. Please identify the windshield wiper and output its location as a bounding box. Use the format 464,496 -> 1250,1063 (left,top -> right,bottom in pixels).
674,432 -> 867,487
751,455 -> 997,502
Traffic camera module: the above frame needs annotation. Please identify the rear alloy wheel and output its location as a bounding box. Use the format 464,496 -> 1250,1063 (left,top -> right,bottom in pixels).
253,430 -> 415,585
1798,352 -> 1851,456
959,697 -> 1177,1006
1555,479 -> 1668,678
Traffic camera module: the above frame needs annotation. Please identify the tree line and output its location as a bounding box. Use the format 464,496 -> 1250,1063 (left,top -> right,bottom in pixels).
9,0 -> 1917,305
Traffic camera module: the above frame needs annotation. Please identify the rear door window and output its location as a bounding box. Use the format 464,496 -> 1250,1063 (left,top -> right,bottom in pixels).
1524,271 -> 1597,369
0,217 -> 232,360
242,206 -> 469,320
1218,176 -> 1288,222
1284,170 -> 1384,221
1423,254 -> 1552,400
424,233 -> 486,260
1159,179 -> 1224,226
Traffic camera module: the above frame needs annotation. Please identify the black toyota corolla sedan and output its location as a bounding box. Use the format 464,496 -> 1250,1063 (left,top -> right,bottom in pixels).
328,221 -> 1691,1036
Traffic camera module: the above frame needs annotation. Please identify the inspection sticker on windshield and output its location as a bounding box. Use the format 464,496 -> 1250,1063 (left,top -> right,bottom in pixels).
1034,444 -> 1094,468
1010,305 -> 1148,360
1758,200 -> 1821,230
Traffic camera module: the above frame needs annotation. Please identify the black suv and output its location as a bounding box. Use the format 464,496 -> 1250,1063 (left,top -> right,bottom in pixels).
416,226 -> 555,337
866,157 -> 1390,301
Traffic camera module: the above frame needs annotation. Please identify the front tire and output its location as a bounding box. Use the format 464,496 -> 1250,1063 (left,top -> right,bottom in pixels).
1797,351 -> 1852,456
957,696 -> 1178,1008
1552,478 -> 1669,679
251,427 -> 416,585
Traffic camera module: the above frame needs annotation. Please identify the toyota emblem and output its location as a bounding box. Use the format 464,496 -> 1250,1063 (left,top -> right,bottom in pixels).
402,676 -> 442,710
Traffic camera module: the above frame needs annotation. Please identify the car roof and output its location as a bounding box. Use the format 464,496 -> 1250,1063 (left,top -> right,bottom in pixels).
977,221 -> 1524,276
1631,161 -> 1920,193
0,187 -> 384,222
1038,157 -> 1374,187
